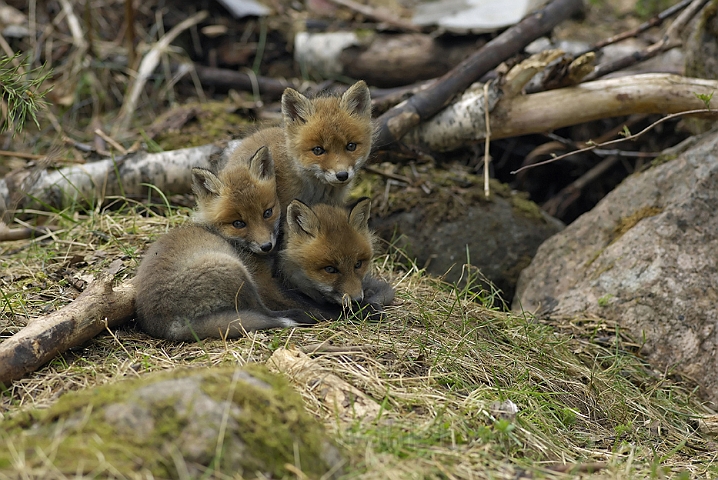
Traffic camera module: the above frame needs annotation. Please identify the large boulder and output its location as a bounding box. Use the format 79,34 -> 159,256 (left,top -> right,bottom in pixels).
0,366 -> 341,478
370,172 -> 564,303
514,130 -> 718,406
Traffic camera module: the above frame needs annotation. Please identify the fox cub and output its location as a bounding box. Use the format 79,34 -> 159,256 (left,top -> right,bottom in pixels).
279,197 -> 394,311
192,146 -> 280,254
221,81 -> 374,210
134,150 -> 392,341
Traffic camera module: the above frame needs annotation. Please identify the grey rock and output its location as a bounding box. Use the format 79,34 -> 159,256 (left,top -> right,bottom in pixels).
3,366 -> 341,478
513,130 -> 718,405
372,180 -> 563,302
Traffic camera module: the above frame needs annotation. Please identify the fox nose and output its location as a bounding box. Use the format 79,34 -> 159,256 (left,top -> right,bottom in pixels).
259,242 -> 273,252
335,171 -> 349,182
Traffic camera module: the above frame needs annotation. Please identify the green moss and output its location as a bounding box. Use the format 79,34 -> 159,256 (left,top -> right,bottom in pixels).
508,190 -> 545,221
613,206 -> 663,240
153,101 -> 253,151
0,366 -> 336,479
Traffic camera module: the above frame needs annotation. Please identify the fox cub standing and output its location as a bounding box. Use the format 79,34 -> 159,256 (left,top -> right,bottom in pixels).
134,148 -> 392,341
220,81 -> 374,210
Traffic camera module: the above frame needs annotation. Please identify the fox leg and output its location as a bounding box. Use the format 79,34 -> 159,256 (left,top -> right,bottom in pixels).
362,276 -> 395,306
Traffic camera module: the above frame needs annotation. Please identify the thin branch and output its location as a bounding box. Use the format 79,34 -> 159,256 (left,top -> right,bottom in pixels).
483,81 -> 491,199
582,0 -> 693,54
511,108 -> 718,174
115,10 -> 208,133
584,0 -> 709,81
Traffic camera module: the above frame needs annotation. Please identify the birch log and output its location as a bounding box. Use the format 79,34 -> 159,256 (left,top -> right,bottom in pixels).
403,74 -> 718,152
0,275 -> 136,386
1,144 -> 220,214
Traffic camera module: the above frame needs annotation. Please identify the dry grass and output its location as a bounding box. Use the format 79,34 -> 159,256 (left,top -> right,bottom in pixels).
1,200 -> 716,479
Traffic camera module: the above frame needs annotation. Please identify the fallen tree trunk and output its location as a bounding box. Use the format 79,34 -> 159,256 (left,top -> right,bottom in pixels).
0,275 -> 136,386
1,144 -> 220,214
404,74 -> 718,151
373,0 -> 584,148
295,32 -> 482,88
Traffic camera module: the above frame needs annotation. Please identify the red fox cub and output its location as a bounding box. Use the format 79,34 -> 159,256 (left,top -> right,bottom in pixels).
134,224 -> 314,341
277,197 -> 395,313
193,146 -> 280,254
134,198 -> 394,341
221,81 -> 374,210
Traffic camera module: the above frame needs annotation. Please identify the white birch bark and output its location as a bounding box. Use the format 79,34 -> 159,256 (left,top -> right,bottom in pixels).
1,144 -> 221,213
404,74 -> 718,152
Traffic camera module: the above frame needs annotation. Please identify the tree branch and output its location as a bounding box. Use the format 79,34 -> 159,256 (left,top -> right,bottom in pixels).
0,275 -> 136,386
373,0 -> 584,149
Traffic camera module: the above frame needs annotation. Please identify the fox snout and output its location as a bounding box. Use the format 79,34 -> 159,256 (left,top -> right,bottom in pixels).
324,167 -> 354,185
340,287 -> 364,308
250,232 -> 277,254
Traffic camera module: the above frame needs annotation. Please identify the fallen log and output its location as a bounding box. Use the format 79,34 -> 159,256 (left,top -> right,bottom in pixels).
403,74 -> 718,152
295,32 -> 481,88
373,0 -> 584,148
1,144 -> 220,214
0,275 -> 136,386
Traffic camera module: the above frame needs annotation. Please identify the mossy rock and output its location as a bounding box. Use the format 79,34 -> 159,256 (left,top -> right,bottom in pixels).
0,365 -> 340,478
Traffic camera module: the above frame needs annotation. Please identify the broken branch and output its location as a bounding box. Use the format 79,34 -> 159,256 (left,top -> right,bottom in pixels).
373,0 -> 584,148
0,275 -> 136,386
403,74 -> 718,153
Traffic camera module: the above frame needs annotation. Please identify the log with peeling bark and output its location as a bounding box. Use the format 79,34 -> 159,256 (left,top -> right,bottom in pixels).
295,32 -> 482,88
0,275 -> 136,386
0,144 -> 220,214
403,74 -> 718,152
373,0 -> 584,149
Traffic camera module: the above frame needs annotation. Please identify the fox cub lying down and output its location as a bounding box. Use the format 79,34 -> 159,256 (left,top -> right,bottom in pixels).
134,146 -> 393,341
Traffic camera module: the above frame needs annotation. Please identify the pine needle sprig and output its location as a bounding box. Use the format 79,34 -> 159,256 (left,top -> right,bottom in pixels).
0,53 -> 52,135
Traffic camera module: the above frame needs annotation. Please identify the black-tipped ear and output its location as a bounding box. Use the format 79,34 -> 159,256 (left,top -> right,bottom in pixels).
286,200 -> 320,237
348,197 -> 371,231
282,88 -> 314,124
340,81 -> 371,118
248,146 -> 275,180
192,168 -> 223,199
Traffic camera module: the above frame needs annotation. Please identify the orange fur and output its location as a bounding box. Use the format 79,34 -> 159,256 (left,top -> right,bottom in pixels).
281,198 -> 376,307
193,146 -> 281,254
221,81 -> 374,212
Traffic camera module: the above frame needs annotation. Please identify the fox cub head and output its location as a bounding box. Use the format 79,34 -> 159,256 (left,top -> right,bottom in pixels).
282,81 -> 374,186
192,146 -> 281,254
282,197 -> 374,307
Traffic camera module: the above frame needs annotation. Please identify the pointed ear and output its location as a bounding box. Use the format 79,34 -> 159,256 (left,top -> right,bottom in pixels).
348,197 -> 371,231
340,81 -> 371,118
248,146 -> 275,180
286,200 -> 320,237
282,88 -> 314,124
192,168 -> 223,199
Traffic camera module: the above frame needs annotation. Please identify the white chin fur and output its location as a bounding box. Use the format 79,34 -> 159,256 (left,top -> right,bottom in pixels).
323,170 -> 355,184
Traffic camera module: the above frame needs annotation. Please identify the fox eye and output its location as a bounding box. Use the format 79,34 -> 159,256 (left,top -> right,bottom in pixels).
346,142 -> 357,152
232,220 -> 246,229
354,260 -> 362,269
263,208 -> 273,219
312,146 -> 325,156
324,266 -> 338,274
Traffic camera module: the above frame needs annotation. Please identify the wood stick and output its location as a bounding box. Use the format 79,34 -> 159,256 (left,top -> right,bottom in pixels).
192,64 -> 292,100
373,0 -> 584,149
0,275 -> 136,386
404,74 -> 718,152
